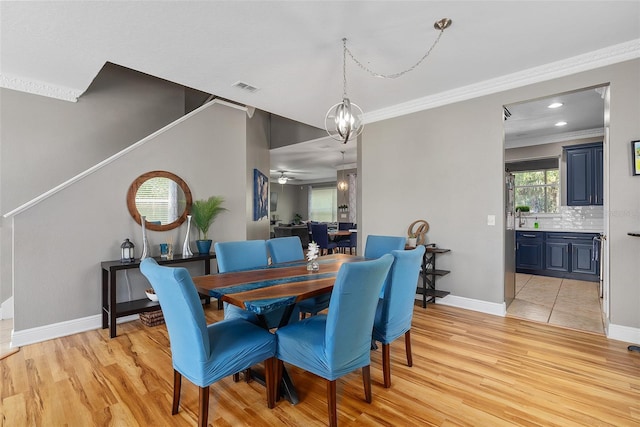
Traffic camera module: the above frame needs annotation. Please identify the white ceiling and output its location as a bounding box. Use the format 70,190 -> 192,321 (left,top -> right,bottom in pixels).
1,2 -> 638,183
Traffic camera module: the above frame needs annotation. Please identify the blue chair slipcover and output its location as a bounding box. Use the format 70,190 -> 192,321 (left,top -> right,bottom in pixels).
310,223 -> 337,255
363,235 -> 407,259
266,236 -> 304,264
364,235 -> 407,297
140,258 -> 277,427
372,246 -> 425,388
275,254 -> 394,427
267,236 -> 332,319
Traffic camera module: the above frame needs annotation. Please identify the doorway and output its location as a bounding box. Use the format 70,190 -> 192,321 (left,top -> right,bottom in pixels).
503,85 -> 609,334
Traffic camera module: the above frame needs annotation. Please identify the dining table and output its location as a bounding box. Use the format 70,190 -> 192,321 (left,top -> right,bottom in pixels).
192,253 -> 365,404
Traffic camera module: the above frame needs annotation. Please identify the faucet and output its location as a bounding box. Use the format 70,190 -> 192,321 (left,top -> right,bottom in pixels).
517,210 -> 526,227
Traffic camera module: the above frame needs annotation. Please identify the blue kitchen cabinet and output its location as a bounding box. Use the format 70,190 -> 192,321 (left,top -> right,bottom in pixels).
516,231 -> 543,270
566,142 -> 603,206
571,240 -> 598,275
545,239 -> 569,272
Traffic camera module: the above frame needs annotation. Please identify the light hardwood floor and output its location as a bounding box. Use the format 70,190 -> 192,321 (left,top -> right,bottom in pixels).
2,304 -> 638,426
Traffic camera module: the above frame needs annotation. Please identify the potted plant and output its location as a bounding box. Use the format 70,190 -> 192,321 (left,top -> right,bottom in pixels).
407,231 -> 417,247
293,213 -> 303,225
191,196 -> 227,254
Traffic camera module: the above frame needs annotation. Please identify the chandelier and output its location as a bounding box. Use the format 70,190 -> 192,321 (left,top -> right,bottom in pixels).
325,18 -> 453,143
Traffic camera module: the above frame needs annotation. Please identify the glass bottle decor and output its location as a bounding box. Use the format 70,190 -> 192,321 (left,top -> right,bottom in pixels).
306,242 -> 320,272
140,215 -> 150,260
182,214 -> 193,257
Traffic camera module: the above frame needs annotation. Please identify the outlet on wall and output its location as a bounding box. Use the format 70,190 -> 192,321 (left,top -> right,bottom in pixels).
487,215 -> 496,226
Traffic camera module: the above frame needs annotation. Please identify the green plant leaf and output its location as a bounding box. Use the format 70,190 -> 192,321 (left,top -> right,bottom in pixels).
191,196 -> 227,240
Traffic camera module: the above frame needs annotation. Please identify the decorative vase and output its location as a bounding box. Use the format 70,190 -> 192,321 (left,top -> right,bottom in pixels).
140,216 -> 150,260
307,259 -> 319,272
196,240 -> 212,255
407,237 -> 417,247
182,215 -> 193,257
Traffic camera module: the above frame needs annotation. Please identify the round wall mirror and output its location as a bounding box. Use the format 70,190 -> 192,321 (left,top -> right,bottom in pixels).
127,171 -> 192,232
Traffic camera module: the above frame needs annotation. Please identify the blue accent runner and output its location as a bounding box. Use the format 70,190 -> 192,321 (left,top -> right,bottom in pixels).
243,296 -> 299,314
211,272 -> 338,299
215,256 -> 364,314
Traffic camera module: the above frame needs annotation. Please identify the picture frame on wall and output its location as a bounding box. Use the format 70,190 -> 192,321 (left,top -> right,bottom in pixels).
632,140 -> 640,176
253,168 -> 269,221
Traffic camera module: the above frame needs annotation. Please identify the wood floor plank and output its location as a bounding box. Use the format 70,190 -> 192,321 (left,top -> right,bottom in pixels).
1,304 -> 638,426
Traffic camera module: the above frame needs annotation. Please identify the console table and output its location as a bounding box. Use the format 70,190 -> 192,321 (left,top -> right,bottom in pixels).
101,253 -> 216,338
416,245 -> 451,308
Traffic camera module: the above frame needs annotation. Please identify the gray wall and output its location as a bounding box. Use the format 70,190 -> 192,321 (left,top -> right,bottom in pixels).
361,59 -> 640,330
246,109 -> 271,240
10,102 -> 248,331
0,63 -> 187,307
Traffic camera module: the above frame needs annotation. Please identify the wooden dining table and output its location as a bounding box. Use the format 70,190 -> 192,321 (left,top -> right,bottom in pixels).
192,253 -> 365,404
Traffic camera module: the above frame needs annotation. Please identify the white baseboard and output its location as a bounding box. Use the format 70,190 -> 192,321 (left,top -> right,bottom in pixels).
0,296 -> 14,319
11,313 -> 139,348
437,294 -> 507,317
607,322 -> 640,345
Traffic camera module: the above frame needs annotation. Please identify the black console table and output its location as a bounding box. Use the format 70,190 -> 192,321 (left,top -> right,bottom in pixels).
416,245 -> 451,308
101,253 -> 216,338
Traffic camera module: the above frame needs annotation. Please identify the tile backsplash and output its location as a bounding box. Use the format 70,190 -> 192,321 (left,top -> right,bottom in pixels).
519,206 -> 603,231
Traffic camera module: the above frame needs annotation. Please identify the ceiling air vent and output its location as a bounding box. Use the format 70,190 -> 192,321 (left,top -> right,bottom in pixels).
232,81 -> 259,93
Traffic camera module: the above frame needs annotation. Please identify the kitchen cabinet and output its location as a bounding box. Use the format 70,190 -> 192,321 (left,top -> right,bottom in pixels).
516,231 -> 543,270
516,231 -> 600,281
565,142 -> 603,206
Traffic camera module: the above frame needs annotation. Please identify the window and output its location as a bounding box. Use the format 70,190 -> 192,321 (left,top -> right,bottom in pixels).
514,169 -> 559,213
309,187 -> 337,222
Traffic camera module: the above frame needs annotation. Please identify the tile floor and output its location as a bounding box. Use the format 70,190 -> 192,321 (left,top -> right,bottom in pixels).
507,273 -> 604,334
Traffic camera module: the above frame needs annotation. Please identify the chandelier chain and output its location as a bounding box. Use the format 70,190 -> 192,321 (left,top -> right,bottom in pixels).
342,38 -> 348,97
344,28 -> 446,80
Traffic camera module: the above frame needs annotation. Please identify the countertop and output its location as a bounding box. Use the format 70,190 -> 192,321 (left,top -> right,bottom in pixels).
514,227 -> 602,234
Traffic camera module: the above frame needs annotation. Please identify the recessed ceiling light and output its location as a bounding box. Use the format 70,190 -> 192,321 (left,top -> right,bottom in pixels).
555,121 -> 568,127
548,102 -> 563,109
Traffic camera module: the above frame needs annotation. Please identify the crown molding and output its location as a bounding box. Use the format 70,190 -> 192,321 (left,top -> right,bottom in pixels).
364,39 -> 640,124
0,73 -> 82,102
505,128 -> 605,149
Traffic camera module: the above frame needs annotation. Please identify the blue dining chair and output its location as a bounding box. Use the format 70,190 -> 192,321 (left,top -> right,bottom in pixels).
267,236 -> 331,319
310,223 -> 337,255
140,258 -> 277,427
364,235 -> 407,259
275,254 -> 394,427
266,236 -> 304,264
364,235 -> 407,297
337,230 -> 357,254
372,246 -> 425,388
214,240 -> 289,328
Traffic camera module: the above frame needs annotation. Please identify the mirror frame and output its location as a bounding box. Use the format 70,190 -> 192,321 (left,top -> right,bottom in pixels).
126,170 -> 192,232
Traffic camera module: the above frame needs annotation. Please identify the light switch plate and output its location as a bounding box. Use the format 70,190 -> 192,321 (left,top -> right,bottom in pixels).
487,215 -> 496,226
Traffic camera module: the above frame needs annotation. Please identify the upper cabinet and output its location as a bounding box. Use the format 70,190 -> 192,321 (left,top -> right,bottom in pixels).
565,142 -> 603,206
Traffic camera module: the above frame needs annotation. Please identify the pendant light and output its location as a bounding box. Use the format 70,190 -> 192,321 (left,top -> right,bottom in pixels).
337,151 -> 348,191
324,19 -> 452,144
325,39 -> 364,144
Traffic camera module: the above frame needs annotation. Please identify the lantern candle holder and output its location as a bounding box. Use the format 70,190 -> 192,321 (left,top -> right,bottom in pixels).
120,238 -> 135,263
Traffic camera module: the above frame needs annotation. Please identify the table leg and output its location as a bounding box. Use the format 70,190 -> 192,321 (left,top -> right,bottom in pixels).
109,269 -> 117,338
101,268 -> 109,329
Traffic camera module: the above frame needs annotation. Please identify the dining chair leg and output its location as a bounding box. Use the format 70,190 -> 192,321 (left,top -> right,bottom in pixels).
327,379 -> 337,427
264,357 -> 276,408
172,370 -> 182,415
405,330 -> 413,367
382,343 -> 392,388
362,365 -> 372,403
198,386 -> 210,427
275,360 -> 284,402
